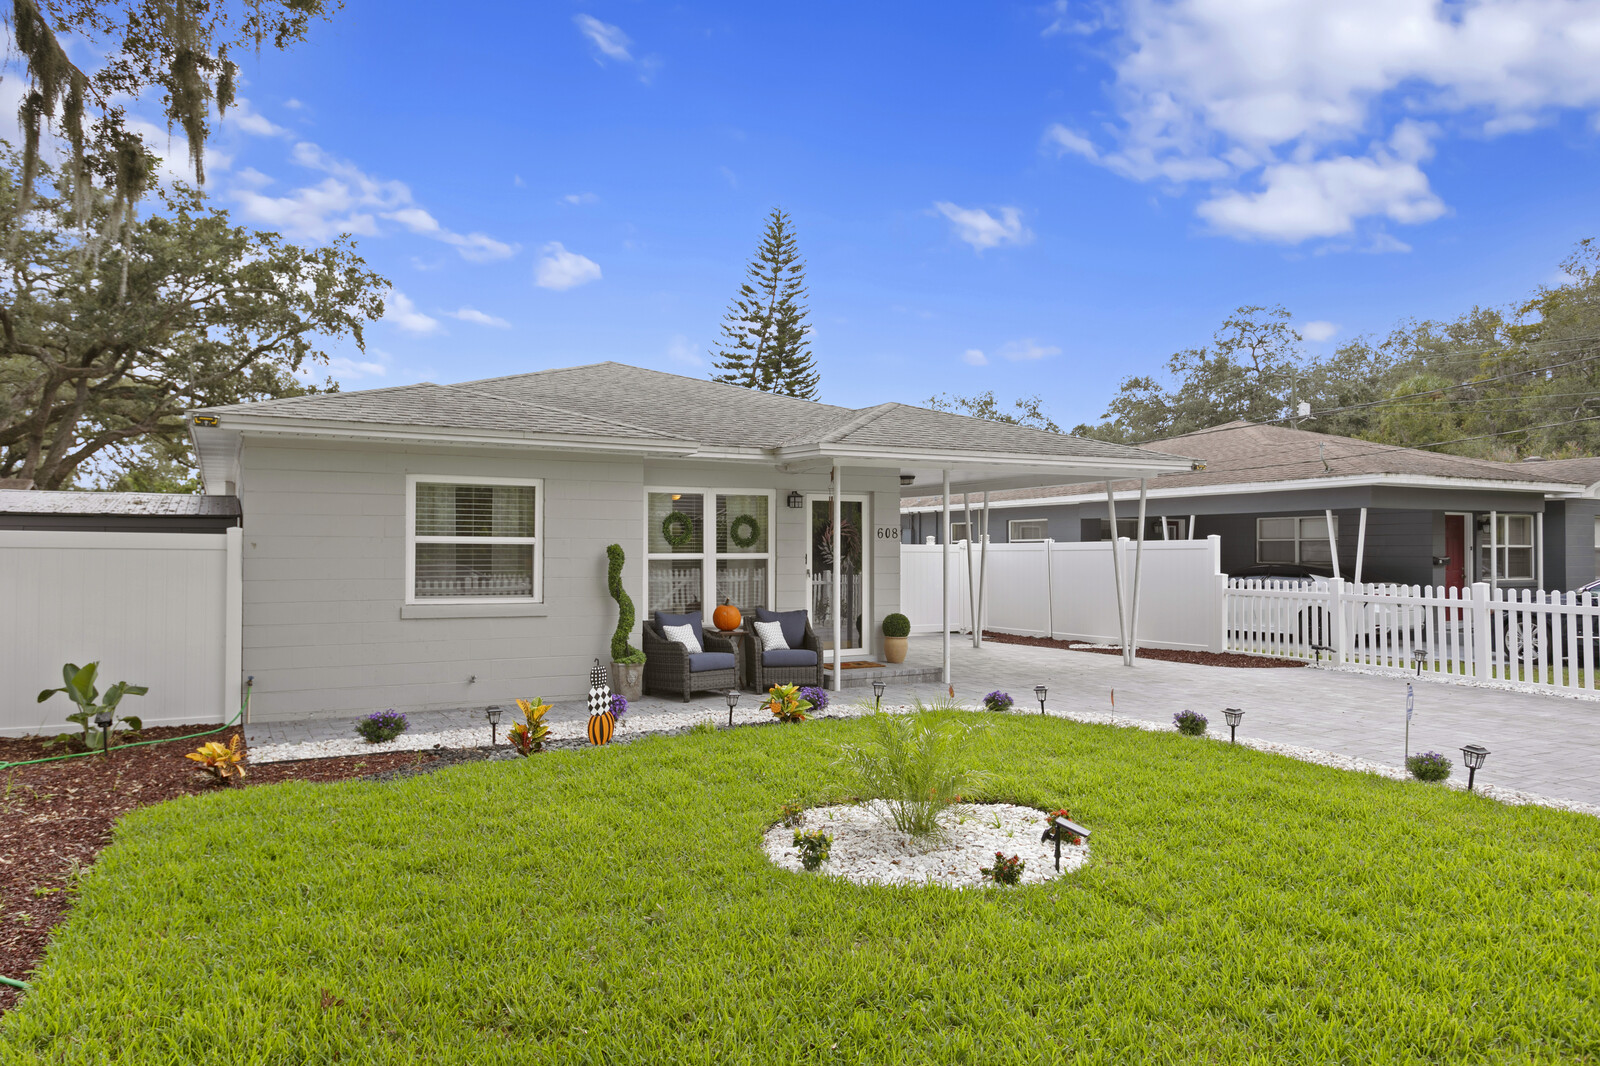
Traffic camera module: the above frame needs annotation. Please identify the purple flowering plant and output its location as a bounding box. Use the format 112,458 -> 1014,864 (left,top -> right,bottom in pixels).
1173,709 -> 1208,736
800,686 -> 828,714
1406,750 -> 1452,782
355,709 -> 408,743
983,691 -> 1013,713
609,694 -> 628,719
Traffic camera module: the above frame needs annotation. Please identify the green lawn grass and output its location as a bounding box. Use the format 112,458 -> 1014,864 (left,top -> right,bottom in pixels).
4,715 -> 1599,1064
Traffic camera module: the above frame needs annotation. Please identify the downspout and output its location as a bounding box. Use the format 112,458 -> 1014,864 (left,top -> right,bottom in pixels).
1128,479 -> 1148,666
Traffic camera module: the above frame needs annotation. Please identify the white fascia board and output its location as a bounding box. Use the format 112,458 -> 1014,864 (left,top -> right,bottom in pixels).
203,415 -> 700,457
778,443 -> 1194,478
898,472 -> 1582,513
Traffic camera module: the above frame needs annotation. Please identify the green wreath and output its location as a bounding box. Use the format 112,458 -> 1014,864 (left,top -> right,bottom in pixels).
728,513 -> 762,549
661,511 -> 695,548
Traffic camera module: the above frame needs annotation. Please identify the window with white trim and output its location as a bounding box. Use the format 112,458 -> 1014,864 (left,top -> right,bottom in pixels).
949,522 -> 969,542
1481,513 -> 1534,581
1008,519 -> 1048,542
408,477 -> 542,602
1257,515 -> 1336,566
646,489 -> 774,618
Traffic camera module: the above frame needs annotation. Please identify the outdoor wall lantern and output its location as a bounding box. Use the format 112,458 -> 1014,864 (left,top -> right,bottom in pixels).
1460,744 -> 1490,791
485,705 -> 502,746
1223,707 -> 1243,744
786,490 -> 804,510
94,709 -> 113,757
725,689 -> 739,727
1034,685 -> 1048,716
1039,815 -> 1092,871
872,679 -> 886,710
1413,648 -> 1427,676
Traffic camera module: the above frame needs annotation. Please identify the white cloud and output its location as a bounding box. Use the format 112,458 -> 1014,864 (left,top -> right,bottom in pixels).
284,98 -> 305,110
534,242 -> 602,290
224,98 -> 290,138
667,334 -> 702,366
384,289 -> 440,334
445,307 -> 511,329
1300,320 -> 1339,343
563,192 -> 599,205
1052,0 -> 1600,244
326,355 -> 388,380
575,14 -> 632,62
233,142 -> 516,259
933,202 -> 1032,251
1042,0 -> 1099,37
999,339 -> 1061,361
962,348 -> 989,366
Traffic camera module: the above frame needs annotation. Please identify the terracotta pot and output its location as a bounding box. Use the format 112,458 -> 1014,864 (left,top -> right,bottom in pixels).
610,661 -> 643,701
883,636 -> 907,664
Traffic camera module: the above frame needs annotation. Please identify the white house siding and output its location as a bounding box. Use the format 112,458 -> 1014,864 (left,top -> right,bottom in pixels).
238,443 -> 905,721
238,439 -> 645,721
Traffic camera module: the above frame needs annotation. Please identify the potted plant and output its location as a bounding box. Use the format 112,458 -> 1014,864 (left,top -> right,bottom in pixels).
606,544 -> 645,700
882,613 -> 911,664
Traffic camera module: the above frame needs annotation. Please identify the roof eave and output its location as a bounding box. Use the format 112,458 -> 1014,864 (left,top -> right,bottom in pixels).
192,413 -> 701,457
777,442 -> 1196,474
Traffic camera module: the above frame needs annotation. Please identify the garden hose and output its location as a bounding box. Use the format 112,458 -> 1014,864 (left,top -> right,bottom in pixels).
0,975 -> 30,991
0,677 -> 254,771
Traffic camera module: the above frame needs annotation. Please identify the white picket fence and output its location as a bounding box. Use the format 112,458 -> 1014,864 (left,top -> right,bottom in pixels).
1225,579 -> 1600,695
900,537 -> 1227,651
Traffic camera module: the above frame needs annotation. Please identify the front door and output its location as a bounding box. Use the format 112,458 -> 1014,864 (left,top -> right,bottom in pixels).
1445,515 -> 1466,589
807,494 -> 869,656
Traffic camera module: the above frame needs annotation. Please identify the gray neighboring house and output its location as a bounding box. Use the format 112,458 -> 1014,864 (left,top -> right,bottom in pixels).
902,421 -> 1600,591
188,362 -> 1193,722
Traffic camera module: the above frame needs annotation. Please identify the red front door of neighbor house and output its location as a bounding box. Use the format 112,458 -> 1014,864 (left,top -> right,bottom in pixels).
1445,515 -> 1466,590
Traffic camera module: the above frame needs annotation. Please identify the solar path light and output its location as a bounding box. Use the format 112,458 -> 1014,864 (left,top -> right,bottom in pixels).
1460,744 -> 1490,792
725,689 -> 739,727
94,710 -> 113,757
1413,648 -> 1427,677
485,705 -> 502,746
1039,815 -> 1092,872
1035,684 -> 1048,716
1223,708 -> 1243,744
872,679 -> 885,710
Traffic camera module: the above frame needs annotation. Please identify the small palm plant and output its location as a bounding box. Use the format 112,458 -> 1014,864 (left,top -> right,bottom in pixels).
837,704 -> 985,838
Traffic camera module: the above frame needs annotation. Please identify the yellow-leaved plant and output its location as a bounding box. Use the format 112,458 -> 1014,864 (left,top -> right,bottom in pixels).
185,734 -> 247,783
765,684 -> 814,723
509,698 -> 553,756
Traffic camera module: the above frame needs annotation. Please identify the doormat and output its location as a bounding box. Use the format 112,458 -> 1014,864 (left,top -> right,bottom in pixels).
824,661 -> 888,670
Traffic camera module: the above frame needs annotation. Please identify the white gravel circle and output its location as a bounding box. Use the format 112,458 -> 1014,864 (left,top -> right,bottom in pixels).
763,802 -> 1088,888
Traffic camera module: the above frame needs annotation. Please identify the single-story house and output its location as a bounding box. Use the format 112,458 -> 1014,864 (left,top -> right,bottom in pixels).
186,362 -> 1194,721
901,421 -> 1600,591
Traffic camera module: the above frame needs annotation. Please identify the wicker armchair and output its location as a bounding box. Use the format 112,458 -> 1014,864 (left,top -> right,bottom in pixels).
642,617 -> 741,702
742,610 -> 825,693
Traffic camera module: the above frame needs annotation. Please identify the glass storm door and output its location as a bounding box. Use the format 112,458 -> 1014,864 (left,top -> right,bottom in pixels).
807,495 -> 869,655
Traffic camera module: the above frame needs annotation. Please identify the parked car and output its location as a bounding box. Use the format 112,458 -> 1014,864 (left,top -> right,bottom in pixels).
1228,563 -> 1333,588
1496,581 -> 1600,665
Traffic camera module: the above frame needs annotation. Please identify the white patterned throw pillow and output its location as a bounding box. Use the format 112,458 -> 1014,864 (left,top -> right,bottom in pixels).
754,619 -> 789,652
662,623 -> 702,654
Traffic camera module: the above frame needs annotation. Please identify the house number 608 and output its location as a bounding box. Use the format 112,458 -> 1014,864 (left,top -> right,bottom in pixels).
877,527 -> 900,540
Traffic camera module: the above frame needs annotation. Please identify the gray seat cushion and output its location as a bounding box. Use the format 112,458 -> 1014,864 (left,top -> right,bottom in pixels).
755,607 -> 808,650
762,648 -> 818,667
655,610 -> 704,648
688,651 -> 736,673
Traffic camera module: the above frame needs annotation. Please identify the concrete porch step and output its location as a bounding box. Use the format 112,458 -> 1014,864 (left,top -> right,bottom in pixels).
822,661 -> 944,688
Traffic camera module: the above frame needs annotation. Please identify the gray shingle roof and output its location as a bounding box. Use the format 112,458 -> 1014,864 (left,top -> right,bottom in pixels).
194,361 -> 1187,466
903,421 -> 1591,506
1515,456 -> 1600,487
0,490 -> 241,516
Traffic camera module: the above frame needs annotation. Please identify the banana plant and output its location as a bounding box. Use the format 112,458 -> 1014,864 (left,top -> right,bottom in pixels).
37,662 -> 148,751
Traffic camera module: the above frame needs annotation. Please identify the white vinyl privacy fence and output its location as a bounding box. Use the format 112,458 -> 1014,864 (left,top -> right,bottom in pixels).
901,537 -> 1227,651
1225,579 -> 1600,697
0,529 -> 242,735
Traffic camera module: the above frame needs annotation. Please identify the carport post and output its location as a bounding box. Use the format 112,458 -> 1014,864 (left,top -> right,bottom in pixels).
1128,479 -> 1148,666
975,490 -> 990,649
1489,510 -> 1498,594
832,462 -> 843,693
941,469 -> 951,685
1325,509 -> 1341,581
964,493 -> 977,640
1353,507 -> 1368,586
1104,481 -> 1129,659
1536,512 -> 1544,589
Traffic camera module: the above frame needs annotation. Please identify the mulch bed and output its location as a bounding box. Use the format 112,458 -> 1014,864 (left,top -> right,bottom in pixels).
980,630 -> 1307,669
0,725 -> 471,1013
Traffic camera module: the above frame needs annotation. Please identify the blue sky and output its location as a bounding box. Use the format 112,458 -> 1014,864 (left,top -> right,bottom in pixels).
99,2 -> 1600,427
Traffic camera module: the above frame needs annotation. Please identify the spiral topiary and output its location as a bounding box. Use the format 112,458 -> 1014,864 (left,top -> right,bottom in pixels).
607,543 -> 645,664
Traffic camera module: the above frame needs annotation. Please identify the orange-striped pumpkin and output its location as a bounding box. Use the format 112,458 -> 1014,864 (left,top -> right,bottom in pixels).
587,711 -> 616,746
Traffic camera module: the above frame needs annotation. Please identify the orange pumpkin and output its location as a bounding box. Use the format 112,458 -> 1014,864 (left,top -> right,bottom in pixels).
587,711 -> 616,746
712,602 -> 742,632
